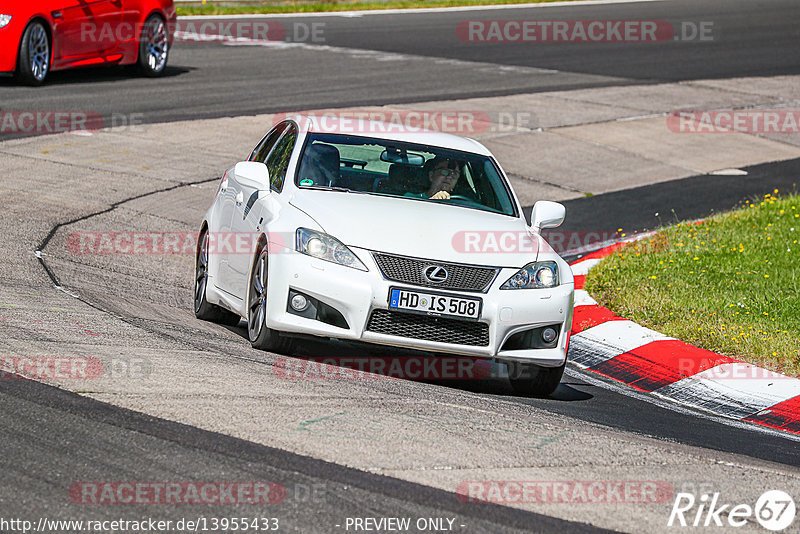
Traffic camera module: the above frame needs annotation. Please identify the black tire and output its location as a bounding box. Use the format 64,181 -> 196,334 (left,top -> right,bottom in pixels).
16,21 -> 50,86
137,14 -> 169,77
507,362 -> 565,398
194,230 -> 241,326
247,245 -> 293,353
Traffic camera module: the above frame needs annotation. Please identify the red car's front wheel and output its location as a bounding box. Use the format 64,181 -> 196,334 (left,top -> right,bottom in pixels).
17,21 -> 50,86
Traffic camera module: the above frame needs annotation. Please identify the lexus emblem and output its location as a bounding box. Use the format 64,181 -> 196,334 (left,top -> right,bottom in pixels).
423,265 -> 449,283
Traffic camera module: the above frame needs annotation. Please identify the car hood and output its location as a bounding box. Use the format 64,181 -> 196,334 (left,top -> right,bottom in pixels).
289,191 -> 548,268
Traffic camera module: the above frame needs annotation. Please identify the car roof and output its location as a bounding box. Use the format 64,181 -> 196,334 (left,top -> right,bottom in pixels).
284,114 -> 494,157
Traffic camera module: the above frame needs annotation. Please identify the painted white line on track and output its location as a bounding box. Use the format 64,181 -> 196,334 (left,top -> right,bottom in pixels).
616,113 -> 665,122
179,0 -> 668,20
211,36 -> 562,75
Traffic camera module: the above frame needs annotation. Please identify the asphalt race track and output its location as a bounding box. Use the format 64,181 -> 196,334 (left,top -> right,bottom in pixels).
1,1 -> 800,533
1,0 -> 799,129
0,376 -> 606,533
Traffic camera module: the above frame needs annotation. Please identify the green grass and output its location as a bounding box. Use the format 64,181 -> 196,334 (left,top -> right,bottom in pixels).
585,190 -> 800,378
176,0 -> 576,16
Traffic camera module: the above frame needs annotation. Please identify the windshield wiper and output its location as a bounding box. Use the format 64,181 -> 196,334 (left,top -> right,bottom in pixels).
299,185 -> 366,194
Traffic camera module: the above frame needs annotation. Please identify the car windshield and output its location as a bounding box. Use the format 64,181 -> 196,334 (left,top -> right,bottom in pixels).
294,133 -> 518,217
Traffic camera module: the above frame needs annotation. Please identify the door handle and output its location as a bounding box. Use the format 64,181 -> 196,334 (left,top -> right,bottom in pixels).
235,191 -> 244,205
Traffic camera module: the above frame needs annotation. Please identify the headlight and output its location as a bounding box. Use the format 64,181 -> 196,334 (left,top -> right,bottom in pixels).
0,15 -> 11,29
500,261 -> 559,289
295,228 -> 367,271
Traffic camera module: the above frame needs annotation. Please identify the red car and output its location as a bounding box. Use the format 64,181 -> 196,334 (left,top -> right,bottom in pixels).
0,0 -> 176,85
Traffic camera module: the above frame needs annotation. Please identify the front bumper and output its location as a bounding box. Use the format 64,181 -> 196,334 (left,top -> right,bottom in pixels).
266,246 -> 574,367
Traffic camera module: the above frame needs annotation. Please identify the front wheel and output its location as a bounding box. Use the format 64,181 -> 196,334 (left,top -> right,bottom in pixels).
17,21 -> 50,86
138,14 -> 169,77
248,247 -> 293,353
507,361 -> 565,398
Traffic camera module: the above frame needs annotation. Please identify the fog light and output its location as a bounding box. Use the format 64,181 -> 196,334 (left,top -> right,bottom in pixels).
542,327 -> 557,344
290,294 -> 309,311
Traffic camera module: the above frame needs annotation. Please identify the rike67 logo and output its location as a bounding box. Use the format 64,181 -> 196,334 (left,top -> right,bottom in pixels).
668,490 -> 795,531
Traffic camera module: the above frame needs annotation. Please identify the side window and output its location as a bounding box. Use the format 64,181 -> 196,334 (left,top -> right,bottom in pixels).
249,123 -> 287,163
266,124 -> 298,192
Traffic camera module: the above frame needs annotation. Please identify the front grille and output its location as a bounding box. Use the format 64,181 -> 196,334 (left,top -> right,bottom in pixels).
372,253 -> 498,293
366,309 -> 490,346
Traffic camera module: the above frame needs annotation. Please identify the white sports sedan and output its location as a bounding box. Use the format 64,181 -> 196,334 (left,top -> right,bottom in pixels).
194,115 -> 574,396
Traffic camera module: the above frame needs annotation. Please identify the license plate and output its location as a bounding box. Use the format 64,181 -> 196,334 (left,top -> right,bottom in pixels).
389,288 -> 481,320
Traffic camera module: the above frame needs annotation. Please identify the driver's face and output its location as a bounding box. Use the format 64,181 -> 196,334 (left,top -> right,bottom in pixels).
430,162 -> 460,191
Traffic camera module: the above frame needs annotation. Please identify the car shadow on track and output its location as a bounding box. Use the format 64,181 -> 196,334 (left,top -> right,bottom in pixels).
226,321 -> 594,402
0,65 -> 192,87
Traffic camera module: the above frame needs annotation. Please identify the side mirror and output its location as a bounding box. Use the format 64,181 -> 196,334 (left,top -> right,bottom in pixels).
531,201 -> 565,233
233,161 -> 270,190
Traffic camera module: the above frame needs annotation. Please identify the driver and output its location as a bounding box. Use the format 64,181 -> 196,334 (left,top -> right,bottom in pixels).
425,157 -> 462,200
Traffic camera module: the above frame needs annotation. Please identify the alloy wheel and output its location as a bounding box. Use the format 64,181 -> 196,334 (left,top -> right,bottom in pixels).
248,250 -> 268,341
194,233 -> 209,312
144,18 -> 168,72
29,24 -> 49,81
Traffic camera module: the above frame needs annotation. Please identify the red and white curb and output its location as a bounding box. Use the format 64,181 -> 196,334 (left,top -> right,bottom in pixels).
567,242 -> 800,436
